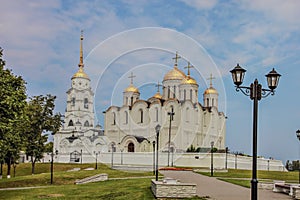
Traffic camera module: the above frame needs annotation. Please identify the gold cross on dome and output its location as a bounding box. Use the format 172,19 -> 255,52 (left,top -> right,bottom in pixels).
172,51 -> 181,67
128,72 -> 136,85
184,62 -> 194,76
155,81 -> 162,92
207,73 -> 215,87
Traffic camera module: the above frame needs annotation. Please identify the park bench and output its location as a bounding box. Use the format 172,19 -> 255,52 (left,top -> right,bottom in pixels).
273,181 -> 300,199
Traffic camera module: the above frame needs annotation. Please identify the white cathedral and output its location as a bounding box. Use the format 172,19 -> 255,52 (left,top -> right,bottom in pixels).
54,34 -> 226,163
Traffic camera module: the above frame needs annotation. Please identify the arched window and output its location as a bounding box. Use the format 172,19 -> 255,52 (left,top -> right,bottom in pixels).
190,89 -> 192,100
155,107 -> 158,122
168,86 -> 170,98
131,96 -> 133,106
71,97 -> 75,106
125,111 -> 128,124
207,98 -> 209,107
84,98 -> 88,109
128,142 -> 135,152
139,109 -> 143,123
184,90 -> 186,101
84,120 -> 89,127
112,112 -> 116,125
68,120 -> 74,126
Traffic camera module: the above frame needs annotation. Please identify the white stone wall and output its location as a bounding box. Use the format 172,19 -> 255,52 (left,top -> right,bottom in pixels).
54,152 -> 286,172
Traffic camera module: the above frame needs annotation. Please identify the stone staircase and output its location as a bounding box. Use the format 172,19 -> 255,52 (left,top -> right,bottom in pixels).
75,173 -> 108,184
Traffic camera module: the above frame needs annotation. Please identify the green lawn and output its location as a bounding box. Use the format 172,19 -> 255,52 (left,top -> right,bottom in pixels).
0,163 -> 205,200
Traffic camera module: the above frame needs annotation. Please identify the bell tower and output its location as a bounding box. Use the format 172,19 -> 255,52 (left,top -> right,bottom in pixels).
64,31 -> 95,133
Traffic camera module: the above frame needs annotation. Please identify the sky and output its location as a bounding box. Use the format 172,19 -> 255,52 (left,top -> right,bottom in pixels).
1,0 -> 300,163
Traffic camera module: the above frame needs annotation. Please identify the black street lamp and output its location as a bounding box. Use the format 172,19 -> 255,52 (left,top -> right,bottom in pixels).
155,124 -> 161,181
211,141 -> 214,177
95,152 -> 98,170
152,141 -> 155,175
296,130 -> 300,184
230,64 -> 281,200
80,149 -> 82,164
225,147 -> 228,170
167,111 -> 175,167
50,150 -> 58,184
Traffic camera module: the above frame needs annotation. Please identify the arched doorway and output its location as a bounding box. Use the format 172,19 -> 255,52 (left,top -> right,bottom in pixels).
128,142 -> 135,152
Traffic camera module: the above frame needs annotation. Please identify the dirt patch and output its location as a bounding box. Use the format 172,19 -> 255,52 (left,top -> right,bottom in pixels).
38,194 -> 64,198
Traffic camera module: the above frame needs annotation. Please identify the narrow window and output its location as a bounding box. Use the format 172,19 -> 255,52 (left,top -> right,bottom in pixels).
173,86 -> 176,98
190,89 -> 192,101
84,98 -> 88,109
84,120 -> 89,127
186,108 -> 190,122
212,99 -> 214,107
168,86 -> 170,98
112,113 -> 116,125
68,120 -> 74,126
207,98 -> 209,107
131,97 -> 133,106
184,90 -> 186,101
171,106 -> 174,121
155,107 -> 158,122
71,97 -> 75,106
139,109 -> 143,123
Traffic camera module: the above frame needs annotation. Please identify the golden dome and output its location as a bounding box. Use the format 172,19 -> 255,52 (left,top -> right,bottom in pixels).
72,67 -> 90,80
181,76 -> 198,85
124,84 -> 139,93
153,92 -> 162,99
204,87 -> 218,94
163,67 -> 186,81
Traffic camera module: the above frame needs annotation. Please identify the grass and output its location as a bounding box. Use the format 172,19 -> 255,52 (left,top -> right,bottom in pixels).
197,169 -> 299,188
0,163 -> 206,200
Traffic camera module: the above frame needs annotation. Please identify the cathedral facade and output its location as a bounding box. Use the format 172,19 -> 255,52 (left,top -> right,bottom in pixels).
104,57 -> 226,154
54,34 -> 226,163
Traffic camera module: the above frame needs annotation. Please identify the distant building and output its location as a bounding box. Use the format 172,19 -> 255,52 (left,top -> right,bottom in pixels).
104,54 -> 226,153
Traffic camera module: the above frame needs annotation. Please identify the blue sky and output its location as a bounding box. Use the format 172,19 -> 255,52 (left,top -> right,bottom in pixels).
1,0 -> 300,163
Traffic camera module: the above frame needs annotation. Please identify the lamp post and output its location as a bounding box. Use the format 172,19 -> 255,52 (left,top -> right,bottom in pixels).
80,149 -> 82,164
230,64 -> 281,200
167,111 -> 175,167
120,149 -> 124,165
111,144 -> 115,168
155,124 -> 161,181
210,141 -> 214,177
50,150 -> 58,184
152,141 -> 156,175
225,147 -> 228,170
296,130 -> 300,184
95,152 -> 98,170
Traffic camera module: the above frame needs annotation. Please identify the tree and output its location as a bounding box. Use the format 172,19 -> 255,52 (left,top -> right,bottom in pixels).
23,95 -> 61,174
0,47 -> 27,178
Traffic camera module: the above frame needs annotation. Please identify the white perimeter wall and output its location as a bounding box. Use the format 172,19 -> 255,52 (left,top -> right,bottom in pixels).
49,152 -> 286,172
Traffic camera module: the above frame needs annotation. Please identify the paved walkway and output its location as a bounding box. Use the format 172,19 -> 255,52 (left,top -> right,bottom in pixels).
161,170 -> 291,200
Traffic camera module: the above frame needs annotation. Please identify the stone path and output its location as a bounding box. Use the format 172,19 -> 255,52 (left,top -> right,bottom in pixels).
161,170 -> 291,200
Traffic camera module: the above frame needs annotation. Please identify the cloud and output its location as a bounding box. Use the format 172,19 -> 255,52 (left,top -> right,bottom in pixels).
179,0 -> 218,10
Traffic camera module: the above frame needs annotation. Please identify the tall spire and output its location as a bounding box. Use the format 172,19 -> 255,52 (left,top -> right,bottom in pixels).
78,30 -> 84,68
